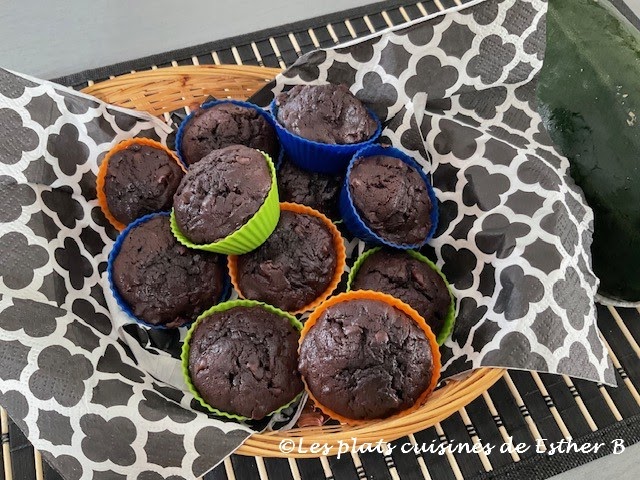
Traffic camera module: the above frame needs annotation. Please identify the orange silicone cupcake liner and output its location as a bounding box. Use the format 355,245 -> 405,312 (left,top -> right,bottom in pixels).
96,138 -> 186,231
227,202 -> 347,315
299,290 -> 442,426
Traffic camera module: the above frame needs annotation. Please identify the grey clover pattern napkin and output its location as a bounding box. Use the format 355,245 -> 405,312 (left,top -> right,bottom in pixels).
0,0 -> 615,479
251,0 -> 614,384
0,69 -> 279,479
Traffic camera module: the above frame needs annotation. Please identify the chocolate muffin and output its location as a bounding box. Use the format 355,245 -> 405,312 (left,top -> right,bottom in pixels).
188,305 -> 303,419
277,156 -> 343,219
351,250 -> 451,336
235,209 -> 338,312
348,155 -> 432,245
104,143 -> 184,225
275,84 -> 377,144
112,215 -> 224,328
173,145 -> 272,244
179,102 -> 278,165
299,298 -> 435,420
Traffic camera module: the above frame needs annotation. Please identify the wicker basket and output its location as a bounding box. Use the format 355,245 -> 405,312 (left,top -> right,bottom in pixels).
83,65 -> 505,458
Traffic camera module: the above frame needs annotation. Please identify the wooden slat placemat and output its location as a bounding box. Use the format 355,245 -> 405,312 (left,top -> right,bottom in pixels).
2,1 -> 640,479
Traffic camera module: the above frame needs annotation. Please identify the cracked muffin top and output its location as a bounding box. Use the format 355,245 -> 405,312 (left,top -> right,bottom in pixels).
299,298 -> 435,421
348,155 -> 432,245
179,102 -> 278,165
351,249 -> 451,336
173,145 -> 271,244
235,209 -> 337,312
104,143 -> 184,225
275,84 -> 377,144
277,155 -> 343,219
112,215 -> 224,328
188,305 -> 303,419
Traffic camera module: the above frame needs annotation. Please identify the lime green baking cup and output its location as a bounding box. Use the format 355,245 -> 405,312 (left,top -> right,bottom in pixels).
347,247 -> 456,345
170,151 -> 280,255
181,299 -> 304,421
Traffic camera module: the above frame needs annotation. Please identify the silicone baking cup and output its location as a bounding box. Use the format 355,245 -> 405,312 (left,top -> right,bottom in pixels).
339,144 -> 439,249
170,150 -> 280,255
181,299 -> 304,421
227,202 -> 347,315
96,138 -> 186,231
347,247 -> 456,345
299,290 -> 441,426
270,98 -> 382,175
175,98 -> 282,168
107,212 -> 231,330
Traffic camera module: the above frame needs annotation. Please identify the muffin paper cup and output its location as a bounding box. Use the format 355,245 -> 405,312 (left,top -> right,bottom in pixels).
170,151 -> 280,255
181,299 -> 304,421
227,202 -> 347,315
107,211 -> 231,330
96,138 -> 186,231
346,247 -> 456,345
175,99 -> 282,168
270,98 -> 382,175
299,290 -> 441,426
339,144 -> 439,249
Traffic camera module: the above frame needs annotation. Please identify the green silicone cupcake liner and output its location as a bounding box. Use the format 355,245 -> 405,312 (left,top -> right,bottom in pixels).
181,299 -> 304,421
347,247 -> 456,345
170,151 -> 280,255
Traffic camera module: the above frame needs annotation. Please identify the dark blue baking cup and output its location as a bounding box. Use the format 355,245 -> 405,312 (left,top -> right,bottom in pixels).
275,146 -> 285,170
270,98 -> 382,175
339,144 -> 439,249
107,211 -> 231,330
175,99 -> 281,168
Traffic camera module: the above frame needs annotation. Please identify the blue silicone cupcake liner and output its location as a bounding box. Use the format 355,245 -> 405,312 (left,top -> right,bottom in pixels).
275,147 -> 285,171
107,211 -> 231,330
175,99 -> 282,168
339,144 -> 439,249
270,97 -> 382,175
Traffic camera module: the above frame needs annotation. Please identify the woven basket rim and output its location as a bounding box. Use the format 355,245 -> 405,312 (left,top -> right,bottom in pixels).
82,64 -> 505,458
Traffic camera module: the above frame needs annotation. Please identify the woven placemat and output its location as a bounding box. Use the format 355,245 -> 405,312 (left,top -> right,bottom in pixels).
2,1 -> 639,479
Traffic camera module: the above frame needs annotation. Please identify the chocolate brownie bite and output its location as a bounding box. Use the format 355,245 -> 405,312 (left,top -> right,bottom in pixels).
111,215 -> 224,328
234,208 -> 339,312
173,145 -> 272,244
348,155 -> 433,245
351,249 -> 452,337
275,84 -> 377,144
104,143 -> 184,225
188,305 -> 303,419
277,156 -> 343,219
179,102 -> 278,165
299,297 -> 436,421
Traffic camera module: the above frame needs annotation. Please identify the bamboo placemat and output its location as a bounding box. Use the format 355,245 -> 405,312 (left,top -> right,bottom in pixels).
2,1 -> 640,479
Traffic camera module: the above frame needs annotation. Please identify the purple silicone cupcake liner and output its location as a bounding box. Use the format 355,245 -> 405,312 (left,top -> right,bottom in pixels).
107,211 -> 231,330
270,98 -> 382,175
339,144 -> 439,249
175,99 -> 282,168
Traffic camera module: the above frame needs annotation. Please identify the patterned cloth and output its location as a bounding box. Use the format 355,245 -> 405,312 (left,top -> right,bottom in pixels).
251,0 -> 614,383
0,0 -> 614,479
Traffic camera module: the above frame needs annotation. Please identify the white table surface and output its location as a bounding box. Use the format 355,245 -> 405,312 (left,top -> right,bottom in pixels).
0,0 -> 374,79
551,442 -> 639,480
